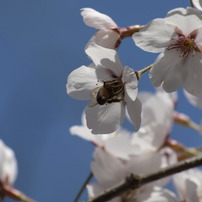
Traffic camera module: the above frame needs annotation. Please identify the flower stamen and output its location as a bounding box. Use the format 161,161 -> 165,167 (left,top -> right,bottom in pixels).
167,28 -> 200,57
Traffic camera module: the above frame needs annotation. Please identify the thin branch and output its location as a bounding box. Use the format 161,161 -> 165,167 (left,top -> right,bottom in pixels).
86,155 -> 202,202
190,0 -> 194,7
74,171 -> 93,202
135,64 -> 153,80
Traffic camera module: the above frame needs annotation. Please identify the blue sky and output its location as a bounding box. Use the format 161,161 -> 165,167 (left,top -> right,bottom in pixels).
0,0 -> 202,202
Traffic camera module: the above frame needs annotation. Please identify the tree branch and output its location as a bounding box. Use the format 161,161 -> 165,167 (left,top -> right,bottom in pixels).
86,154 -> 202,202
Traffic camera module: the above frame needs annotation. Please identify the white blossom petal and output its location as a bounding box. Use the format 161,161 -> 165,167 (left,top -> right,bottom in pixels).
150,51 -> 183,90
86,30 -> 120,49
133,19 -> 174,53
192,0 -> 202,11
104,131 -> 140,160
135,186 -> 178,202
91,148 -> 126,188
128,152 -> 162,175
85,43 -> 123,77
87,183 -> 121,202
122,66 -> 138,101
81,8 -> 118,30
195,27 -> 202,50
0,140 -> 17,184
184,89 -> 202,108
86,102 -> 125,134
67,65 -> 113,100
173,169 -> 202,202
166,7 -> 202,33
184,53 -> 202,96
125,97 -> 142,131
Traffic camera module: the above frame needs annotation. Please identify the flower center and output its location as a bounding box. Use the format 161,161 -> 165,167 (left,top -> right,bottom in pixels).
167,28 -> 200,57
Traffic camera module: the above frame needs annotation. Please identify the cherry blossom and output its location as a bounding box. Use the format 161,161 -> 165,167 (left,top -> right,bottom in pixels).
81,8 -> 120,49
133,7 -> 202,96
70,112 -> 140,160
87,147 -> 177,202
132,88 -> 175,150
192,0 -> 202,11
173,168 -> 202,202
0,139 -> 17,185
67,43 -> 141,134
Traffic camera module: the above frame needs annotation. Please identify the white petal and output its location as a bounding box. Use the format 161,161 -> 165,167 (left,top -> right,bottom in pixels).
86,102 -> 125,134
104,131 -> 140,160
150,50 -> 183,91
166,7 -> 202,34
135,186 -> 178,202
139,89 -> 174,128
122,66 -> 138,101
184,53 -> 202,96
125,97 -> 142,131
184,89 -> 202,108
85,43 -> 123,77
192,0 -> 202,11
85,30 -> 120,50
91,148 -> 126,188
185,179 -> 199,202
67,65 -> 113,100
173,169 -> 202,202
0,140 -> 18,184
133,18 -> 174,53
194,27 -> 202,52
128,152 -> 162,175
162,57 -> 187,93
81,8 -> 118,30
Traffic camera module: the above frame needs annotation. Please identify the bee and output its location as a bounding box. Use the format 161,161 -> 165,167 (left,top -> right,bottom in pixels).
90,80 -> 125,107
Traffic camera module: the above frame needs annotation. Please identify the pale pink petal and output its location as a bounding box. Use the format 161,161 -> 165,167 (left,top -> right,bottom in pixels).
134,124 -> 167,150
194,27 -> 202,52
125,97 -> 142,131
128,152 -> 161,175
184,53 -> 202,96
162,56 -> 187,93
0,140 -> 17,184
184,89 -> 202,108
91,148 -> 126,188
138,89 -> 174,128
86,102 -> 125,134
85,30 -> 120,49
87,183 -> 121,202
104,131 -> 140,160
133,19 -> 174,53
85,43 -> 123,77
192,0 -> 202,11
185,179 -> 199,202
173,169 -> 202,202
135,186 -> 178,202
81,8 -> 118,30
165,8 -> 202,35
150,51 -> 183,90
70,112 -> 116,146
67,65 -> 113,100
121,66 -> 138,101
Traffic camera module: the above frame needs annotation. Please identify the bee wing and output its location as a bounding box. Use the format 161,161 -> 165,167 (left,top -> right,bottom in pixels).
91,87 -> 101,98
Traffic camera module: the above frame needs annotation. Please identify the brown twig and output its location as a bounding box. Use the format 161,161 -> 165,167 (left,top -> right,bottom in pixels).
86,155 -> 202,202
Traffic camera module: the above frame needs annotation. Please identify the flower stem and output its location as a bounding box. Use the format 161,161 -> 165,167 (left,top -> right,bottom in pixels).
135,64 -> 153,80
74,171 -> 93,202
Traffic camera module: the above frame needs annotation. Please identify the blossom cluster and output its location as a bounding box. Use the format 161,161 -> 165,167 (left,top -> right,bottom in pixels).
67,1 -> 202,201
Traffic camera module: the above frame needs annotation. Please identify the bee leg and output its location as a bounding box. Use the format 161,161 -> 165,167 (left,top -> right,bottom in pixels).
107,98 -> 123,104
